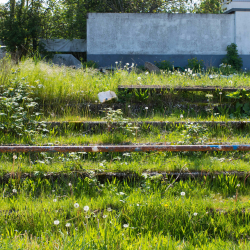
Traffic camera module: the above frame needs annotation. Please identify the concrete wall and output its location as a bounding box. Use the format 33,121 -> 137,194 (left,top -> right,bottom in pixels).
87,12 -> 250,69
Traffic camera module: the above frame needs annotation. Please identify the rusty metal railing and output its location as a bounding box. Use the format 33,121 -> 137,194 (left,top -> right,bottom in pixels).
0,145 -> 249,153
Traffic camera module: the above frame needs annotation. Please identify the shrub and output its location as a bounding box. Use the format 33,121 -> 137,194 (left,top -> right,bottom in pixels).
187,57 -> 204,72
154,60 -> 173,71
82,60 -> 99,69
0,77 -> 47,137
221,43 -> 243,71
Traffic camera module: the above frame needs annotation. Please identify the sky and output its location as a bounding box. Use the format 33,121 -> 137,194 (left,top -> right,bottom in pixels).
0,0 -> 8,4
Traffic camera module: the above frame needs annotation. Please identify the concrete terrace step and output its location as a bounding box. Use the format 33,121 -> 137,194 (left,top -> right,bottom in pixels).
0,171 -> 249,184
118,85 -> 249,92
44,121 -> 250,129
1,145 -> 250,153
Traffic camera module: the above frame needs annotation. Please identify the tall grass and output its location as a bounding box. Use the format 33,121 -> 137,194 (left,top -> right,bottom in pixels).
1,58 -> 250,105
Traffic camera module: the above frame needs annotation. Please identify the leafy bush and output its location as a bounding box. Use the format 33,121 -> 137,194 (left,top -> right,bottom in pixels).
82,60 -> 99,69
187,57 -> 204,72
0,77 -> 47,137
154,60 -> 173,70
221,43 -> 243,71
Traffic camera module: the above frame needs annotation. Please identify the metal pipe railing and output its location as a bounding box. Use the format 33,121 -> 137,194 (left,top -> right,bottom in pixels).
0,145 -> 249,153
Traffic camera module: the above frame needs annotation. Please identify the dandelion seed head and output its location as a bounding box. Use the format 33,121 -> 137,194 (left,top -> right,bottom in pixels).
84,206 -> 89,212
193,212 -> 198,216
74,203 -> 79,208
123,224 -> 129,228
54,220 -> 59,225
53,199 -> 57,202
181,192 -> 185,196
65,223 -> 71,227
12,189 -> 17,193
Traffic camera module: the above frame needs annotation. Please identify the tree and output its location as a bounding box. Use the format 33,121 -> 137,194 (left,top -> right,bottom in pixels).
0,0 -> 46,57
194,0 -> 225,14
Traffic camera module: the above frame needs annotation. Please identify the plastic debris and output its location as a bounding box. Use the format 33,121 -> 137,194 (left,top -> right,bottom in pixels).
98,91 -> 117,103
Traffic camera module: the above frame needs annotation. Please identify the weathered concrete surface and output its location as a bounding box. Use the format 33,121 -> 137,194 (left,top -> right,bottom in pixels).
87,12 -> 250,69
235,11 -> 250,56
1,145 -> 250,153
87,13 -> 234,56
144,61 -> 160,73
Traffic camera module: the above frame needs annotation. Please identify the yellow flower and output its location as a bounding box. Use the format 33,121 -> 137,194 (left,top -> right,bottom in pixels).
164,204 -> 168,208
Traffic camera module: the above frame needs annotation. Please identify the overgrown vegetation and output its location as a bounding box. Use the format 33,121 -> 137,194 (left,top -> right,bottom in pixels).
221,43 -> 243,71
1,57 -> 250,248
0,174 -> 250,249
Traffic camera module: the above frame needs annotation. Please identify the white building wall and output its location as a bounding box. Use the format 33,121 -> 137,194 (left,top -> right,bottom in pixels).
235,11 -> 250,55
87,13 -> 235,55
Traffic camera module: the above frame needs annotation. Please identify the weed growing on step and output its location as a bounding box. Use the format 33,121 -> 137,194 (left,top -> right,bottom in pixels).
0,77 -> 47,141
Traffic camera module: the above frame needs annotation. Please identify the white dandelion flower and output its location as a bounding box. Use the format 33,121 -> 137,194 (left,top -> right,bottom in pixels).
84,206 -> 89,212
74,203 -> 79,208
54,220 -> 59,225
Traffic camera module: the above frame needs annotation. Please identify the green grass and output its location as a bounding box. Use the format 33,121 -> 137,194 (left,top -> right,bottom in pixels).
1,58 -> 250,105
1,122 -> 250,145
0,176 -> 250,249
2,57 -> 250,249
1,150 -> 250,174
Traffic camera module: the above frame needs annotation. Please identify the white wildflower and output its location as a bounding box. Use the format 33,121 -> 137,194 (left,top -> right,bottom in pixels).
54,220 -> 59,225
74,203 -> 79,208
84,206 -> 89,212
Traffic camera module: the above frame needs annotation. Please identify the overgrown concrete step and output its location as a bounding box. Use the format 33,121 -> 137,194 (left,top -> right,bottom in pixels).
1,145 -> 250,153
45,121 -> 250,129
1,171 -> 249,184
118,85 -> 250,92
